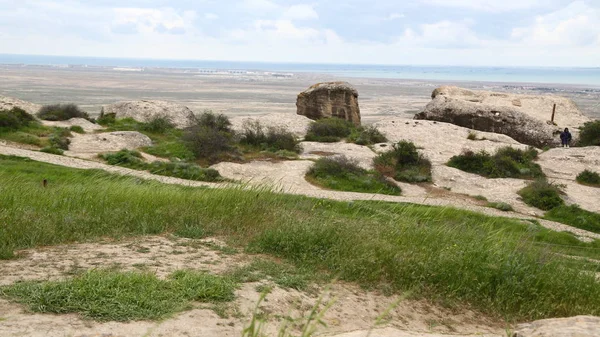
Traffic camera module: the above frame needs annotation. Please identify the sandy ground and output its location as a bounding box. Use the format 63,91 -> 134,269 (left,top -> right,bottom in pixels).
0,236 -> 504,337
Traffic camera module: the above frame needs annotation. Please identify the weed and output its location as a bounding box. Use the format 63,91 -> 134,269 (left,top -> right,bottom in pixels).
40,147 -> 64,155
37,104 -> 89,121
467,131 -> 478,140
239,120 -> 302,153
374,141 -> 432,183
227,259 -> 313,291
545,205 -> 600,234
305,118 -> 354,142
518,179 -> 564,211
348,125 -> 388,145
474,195 -> 488,201
447,147 -> 543,179
576,170 -> 600,187
69,126 -> 85,134
139,116 -> 176,134
487,202 -> 514,212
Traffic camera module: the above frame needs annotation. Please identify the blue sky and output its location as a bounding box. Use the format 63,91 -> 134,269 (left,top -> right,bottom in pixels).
0,0 -> 598,66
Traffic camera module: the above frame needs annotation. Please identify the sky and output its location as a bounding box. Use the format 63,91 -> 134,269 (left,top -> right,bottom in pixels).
0,0 -> 599,67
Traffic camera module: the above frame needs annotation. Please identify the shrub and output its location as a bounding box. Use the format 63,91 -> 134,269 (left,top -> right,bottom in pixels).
518,179 -> 564,211
69,125 -> 85,134
184,111 -> 235,163
100,149 -> 145,168
374,141 -> 432,183
148,161 -> 222,182
488,202 -> 514,212
467,131 -> 478,140
37,104 -> 89,121
447,147 -> 543,179
239,121 -> 301,153
40,147 -> 64,155
305,118 -> 355,142
48,128 -> 72,150
545,205 -> 600,234
139,116 -> 175,134
97,113 -> 116,126
578,120 -> 600,147
576,170 -> 600,187
307,156 -> 401,195
348,125 -> 387,145
0,107 -> 36,130
1,132 -> 42,146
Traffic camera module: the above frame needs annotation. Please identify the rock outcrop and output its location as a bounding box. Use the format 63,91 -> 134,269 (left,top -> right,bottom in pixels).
414,86 -> 589,148
297,82 -> 361,126
67,131 -> 152,159
230,113 -> 313,138
103,100 -> 196,129
42,118 -> 104,132
513,316 -> 600,337
0,96 -> 41,115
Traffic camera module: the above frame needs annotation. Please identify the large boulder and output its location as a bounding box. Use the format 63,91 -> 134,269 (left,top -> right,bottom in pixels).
297,82 -> 361,126
513,316 -> 600,337
414,86 -> 589,148
0,96 -> 41,115
103,100 -> 196,129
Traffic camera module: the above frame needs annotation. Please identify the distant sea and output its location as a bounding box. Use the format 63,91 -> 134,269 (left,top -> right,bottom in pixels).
1,54 -> 600,87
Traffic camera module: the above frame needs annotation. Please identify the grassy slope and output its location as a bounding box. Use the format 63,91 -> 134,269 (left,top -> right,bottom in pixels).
1,155 -> 600,321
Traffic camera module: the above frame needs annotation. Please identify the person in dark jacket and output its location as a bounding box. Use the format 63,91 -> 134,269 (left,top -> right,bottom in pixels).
560,128 -> 572,148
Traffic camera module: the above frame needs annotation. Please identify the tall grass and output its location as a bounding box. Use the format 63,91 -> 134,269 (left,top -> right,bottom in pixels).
448,147 -> 543,179
1,155 -> 600,320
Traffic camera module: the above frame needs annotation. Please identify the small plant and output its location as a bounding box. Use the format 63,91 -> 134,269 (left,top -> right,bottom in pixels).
239,120 -> 302,153
474,195 -> 488,201
545,205 -> 600,234
576,170 -> 600,187
578,120 -> 600,147
467,131 -> 478,140
487,202 -> 514,212
348,125 -> 387,145
139,116 -> 175,134
40,147 -> 64,155
100,149 -> 145,168
306,156 -> 401,195
518,179 -> 564,211
37,104 -> 89,121
305,118 -> 355,142
374,141 -> 432,183
0,107 -> 36,130
447,147 -> 543,179
69,125 -> 85,134
183,111 -> 235,163
97,113 -> 116,126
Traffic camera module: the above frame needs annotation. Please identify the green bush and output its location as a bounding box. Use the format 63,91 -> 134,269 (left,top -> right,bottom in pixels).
0,107 -> 36,130
48,128 -> 72,150
1,132 -> 43,146
307,156 -> 401,195
348,125 -> 387,145
578,120 -> 600,147
488,202 -> 514,212
100,149 -> 145,168
374,141 -> 432,183
305,118 -> 354,142
184,112 -> 235,163
40,147 -> 64,155
97,113 -> 116,126
576,170 -> 600,187
239,120 -> 301,153
467,131 -> 478,140
447,147 -> 543,179
69,125 -> 85,134
518,179 -> 564,211
545,205 -> 600,234
139,116 -> 176,134
37,104 -> 89,121
193,111 -> 232,133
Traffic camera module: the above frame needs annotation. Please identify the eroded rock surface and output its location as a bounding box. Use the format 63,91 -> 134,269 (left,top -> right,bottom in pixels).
513,316 -> 600,337
0,96 -> 41,115
297,82 -> 361,126
66,131 -> 152,159
103,100 -> 196,129
42,118 -> 104,132
414,86 -> 589,148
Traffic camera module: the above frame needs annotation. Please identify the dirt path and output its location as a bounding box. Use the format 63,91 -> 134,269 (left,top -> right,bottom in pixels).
1,142 -> 598,242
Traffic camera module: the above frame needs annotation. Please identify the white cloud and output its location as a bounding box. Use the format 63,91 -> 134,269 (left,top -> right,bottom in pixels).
421,0 -> 547,12
386,13 -> 405,21
398,20 -> 482,48
241,0 -> 279,11
511,1 -> 600,47
112,8 -> 196,34
282,4 -> 319,20
204,13 -> 219,20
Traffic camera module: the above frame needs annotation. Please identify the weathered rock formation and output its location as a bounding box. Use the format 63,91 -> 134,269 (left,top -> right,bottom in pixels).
67,131 -> 152,159
0,96 -> 41,115
297,82 -> 361,126
103,100 -> 196,129
414,86 -> 589,148
42,118 -> 104,132
513,316 -> 600,337
230,113 -> 313,138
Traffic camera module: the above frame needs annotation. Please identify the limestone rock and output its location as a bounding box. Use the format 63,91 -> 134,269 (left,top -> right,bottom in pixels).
66,131 -> 152,159
415,86 -> 590,148
230,113 -> 313,138
513,316 -> 600,337
103,100 -> 196,129
42,118 -> 104,132
0,96 -> 41,115
297,82 -> 361,126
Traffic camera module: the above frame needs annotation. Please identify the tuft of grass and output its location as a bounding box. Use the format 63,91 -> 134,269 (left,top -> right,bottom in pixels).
576,170 -> 600,188
348,125 -> 387,145
518,179 -> 564,211
69,125 -> 85,134
1,155 -> 600,320
37,104 -> 89,121
1,131 -> 43,146
183,112 -> 236,164
305,118 -> 354,143
467,131 -> 478,140
545,205 -> 600,234
40,147 -> 64,155
0,269 -> 236,322
474,195 -> 488,201
447,147 -> 543,179
239,120 -> 302,154
138,116 -> 176,134
374,141 -> 432,183
487,202 -> 514,212
578,120 -> 600,147
306,156 -> 401,195
227,259 -> 313,291
0,107 -> 36,131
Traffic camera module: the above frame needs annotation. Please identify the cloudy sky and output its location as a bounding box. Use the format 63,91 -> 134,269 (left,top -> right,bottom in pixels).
0,0 -> 599,66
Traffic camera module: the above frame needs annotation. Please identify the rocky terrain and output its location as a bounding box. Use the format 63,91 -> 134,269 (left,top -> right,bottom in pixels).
103,100 -> 197,129
297,82 -> 361,126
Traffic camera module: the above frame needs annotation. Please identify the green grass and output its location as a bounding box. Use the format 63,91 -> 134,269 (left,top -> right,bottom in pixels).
304,118 -> 354,143
0,269 -> 236,321
576,170 -> 600,188
518,179 -> 564,211
545,205 -> 600,234
487,202 -> 514,212
448,147 -> 543,179
578,120 -> 600,147
374,141 -> 432,183
1,155 -> 600,321
306,156 -> 401,195
227,259 -> 312,291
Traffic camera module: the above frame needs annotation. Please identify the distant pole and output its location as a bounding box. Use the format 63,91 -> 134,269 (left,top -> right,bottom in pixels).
551,104 -> 557,123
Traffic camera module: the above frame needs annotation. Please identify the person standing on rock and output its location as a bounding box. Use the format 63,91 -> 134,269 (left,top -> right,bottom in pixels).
560,128 -> 572,148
